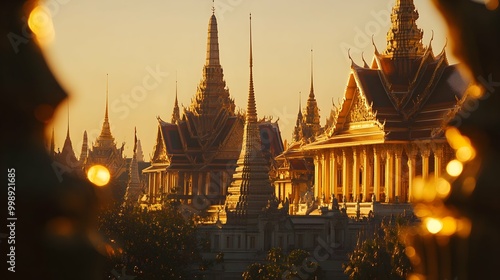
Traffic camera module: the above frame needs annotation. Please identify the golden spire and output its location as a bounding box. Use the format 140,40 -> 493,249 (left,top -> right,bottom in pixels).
384,0 -> 425,58
225,14 -> 275,225
246,13 -> 257,123
309,49 -> 314,99
206,9 -> 220,67
171,79 -> 180,124
188,7 -> 235,125
303,49 -> 321,139
97,74 -> 115,146
79,130 -> 88,163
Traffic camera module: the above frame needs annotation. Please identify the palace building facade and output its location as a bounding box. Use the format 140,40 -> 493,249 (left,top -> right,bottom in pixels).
275,0 -> 469,217
142,11 -> 283,215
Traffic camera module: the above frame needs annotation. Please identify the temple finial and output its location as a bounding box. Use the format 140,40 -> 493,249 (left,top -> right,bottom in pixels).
309,49 -> 314,98
247,13 -> 257,123
212,0 -> 215,14
66,102 -> 70,139
105,73 -> 109,121
133,127 -> 137,154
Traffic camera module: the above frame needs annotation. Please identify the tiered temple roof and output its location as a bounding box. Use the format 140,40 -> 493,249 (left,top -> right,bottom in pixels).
84,77 -> 126,178
306,0 -> 468,149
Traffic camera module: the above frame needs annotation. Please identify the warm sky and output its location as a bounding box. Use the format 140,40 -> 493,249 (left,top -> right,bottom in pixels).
41,0 -> 456,159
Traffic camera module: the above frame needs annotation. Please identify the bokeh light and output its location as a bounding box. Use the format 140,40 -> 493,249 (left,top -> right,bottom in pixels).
446,160 -> 463,177
425,218 -> 443,234
28,5 -> 55,46
87,165 -> 110,187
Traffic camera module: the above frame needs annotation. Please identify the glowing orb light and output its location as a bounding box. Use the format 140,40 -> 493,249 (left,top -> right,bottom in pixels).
87,165 -> 110,187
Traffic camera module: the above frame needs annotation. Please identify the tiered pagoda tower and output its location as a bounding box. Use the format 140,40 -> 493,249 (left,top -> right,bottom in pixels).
225,15 -> 276,225
124,128 -> 143,205
83,76 -> 126,179
143,9 -> 283,214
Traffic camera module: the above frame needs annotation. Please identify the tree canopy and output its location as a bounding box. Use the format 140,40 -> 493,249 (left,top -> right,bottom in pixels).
97,203 -> 202,279
243,247 -> 322,280
343,215 -> 414,280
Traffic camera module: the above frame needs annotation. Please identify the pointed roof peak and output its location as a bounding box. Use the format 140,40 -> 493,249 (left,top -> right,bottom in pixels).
66,102 -> 70,139
246,13 -> 257,123
98,74 -> 114,142
206,9 -> 220,66
384,0 -> 424,58
105,73 -> 109,121
309,49 -> 315,99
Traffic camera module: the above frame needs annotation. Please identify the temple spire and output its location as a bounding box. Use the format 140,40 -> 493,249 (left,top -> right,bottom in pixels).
384,0 -> 425,58
97,74 -> 115,146
79,130 -> 88,164
206,10 -> 220,66
293,92 -> 304,142
225,14 -> 275,225
303,50 -> 321,139
171,79 -> 180,124
247,13 -> 257,123
309,49 -> 314,98
124,127 -> 142,205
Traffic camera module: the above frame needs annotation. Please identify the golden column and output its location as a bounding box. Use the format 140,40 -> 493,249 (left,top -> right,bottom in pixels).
352,147 -> 359,202
433,144 -> 444,179
373,146 -> 380,202
342,149 -> 349,202
314,154 -> 321,202
321,153 -> 329,204
385,146 -> 394,203
330,150 -> 338,201
394,146 -> 403,203
421,148 -> 431,180
406,145 -> 417,203
362,147 -> 369,202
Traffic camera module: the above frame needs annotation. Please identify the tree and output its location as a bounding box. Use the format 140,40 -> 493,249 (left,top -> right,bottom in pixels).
97,203 -> 202,279
243,247 -> 322,280
343,215 -> 414,280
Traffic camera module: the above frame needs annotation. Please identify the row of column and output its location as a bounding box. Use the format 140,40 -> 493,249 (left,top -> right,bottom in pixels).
313,144 -> 446,203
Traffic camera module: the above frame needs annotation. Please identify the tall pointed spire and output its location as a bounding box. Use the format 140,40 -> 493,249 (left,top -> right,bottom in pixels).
171,79 -> 180,124
97,74 -> 115,147
303,49 -> 321,139
225,14 -> 275,225
58,106 -> 79,170
309,49 -> 314,99
188,7 -> 235,134
384,0 -> 424,58
293,92 -> 304,142
206,8 -> 220,67
246,13 -> 257,123
79,130 -> 88,164
124,127 -> 142,205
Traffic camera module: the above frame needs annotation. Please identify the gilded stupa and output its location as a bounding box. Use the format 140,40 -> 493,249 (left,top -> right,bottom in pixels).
225,15 -> 276,225
83,76 -> 126,179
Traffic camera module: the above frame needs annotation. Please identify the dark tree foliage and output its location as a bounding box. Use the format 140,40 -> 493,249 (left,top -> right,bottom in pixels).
97,203 -> 202,279
243,247 -> 322,280
343,215 -> 414,280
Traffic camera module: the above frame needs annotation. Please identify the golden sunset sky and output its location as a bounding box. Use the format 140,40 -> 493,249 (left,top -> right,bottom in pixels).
40,0 -> 457,159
